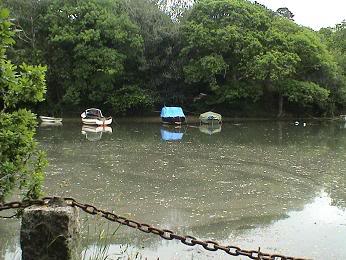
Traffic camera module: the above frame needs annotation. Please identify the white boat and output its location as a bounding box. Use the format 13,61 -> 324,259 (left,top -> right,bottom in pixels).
81,108 -> 112,126
39,116 -> 63,123
81,117 -> 112,125
199,111 -> 222,124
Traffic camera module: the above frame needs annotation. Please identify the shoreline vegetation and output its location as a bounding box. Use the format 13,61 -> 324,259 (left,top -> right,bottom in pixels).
2,0 -> 345,119
59,115 -> 344,124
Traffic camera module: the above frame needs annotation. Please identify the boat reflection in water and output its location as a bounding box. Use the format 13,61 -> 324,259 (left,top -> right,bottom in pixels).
199,124 -> 222,135
340,121 -> 346,129
81,125 -> 112,141
40,121 -> 63,127
160,126 -> 184,141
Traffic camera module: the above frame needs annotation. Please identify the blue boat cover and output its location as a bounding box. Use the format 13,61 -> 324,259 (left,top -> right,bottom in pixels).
160,107 -> 185,118
160,128 -> 183,141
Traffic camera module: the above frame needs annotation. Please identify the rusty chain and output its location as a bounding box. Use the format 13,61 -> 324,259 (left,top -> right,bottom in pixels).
0,197 -> 310,260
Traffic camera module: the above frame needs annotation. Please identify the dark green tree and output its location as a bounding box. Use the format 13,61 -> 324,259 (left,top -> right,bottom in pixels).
3,0 -> 345,117
2,0 -> 50,65
0,7 -> 47,201
124,0 -> 183,107
180,0 -> 270,109
319,21 -> 346,115
250,17 -> 332,116
180,0 -> 337,116
43,0 -> 149,114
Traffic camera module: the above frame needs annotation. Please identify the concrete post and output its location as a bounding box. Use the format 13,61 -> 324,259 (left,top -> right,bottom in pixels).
20,197 -> 80,260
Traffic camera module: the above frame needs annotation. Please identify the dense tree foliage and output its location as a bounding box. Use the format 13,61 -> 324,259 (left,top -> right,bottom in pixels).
3,0 -> 345,117
44,0 -> 149,113
2,0 -> 50,65
180,0 -> 338,116
124,0 -> 183,106
0,7 -> 47,201
319,21 -> 346,115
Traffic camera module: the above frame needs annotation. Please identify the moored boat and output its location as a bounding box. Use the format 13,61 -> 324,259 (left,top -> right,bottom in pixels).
39,116 -> 63,123
199,111 -> 222,124
81,108 -> 112,126
160,106 -> 186,125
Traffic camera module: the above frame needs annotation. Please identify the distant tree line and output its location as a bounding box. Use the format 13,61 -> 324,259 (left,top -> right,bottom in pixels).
2,0 -> 346,117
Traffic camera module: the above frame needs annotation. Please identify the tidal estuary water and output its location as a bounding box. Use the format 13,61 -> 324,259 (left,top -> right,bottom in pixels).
1,120 -> 346,259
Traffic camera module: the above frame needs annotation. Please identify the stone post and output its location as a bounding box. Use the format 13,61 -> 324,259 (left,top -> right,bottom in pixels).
20,197 -> 80,260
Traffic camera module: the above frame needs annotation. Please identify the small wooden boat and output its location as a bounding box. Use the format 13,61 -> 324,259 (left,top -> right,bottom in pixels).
81,108 -> 112,126
199,111 -> 222,124
39,116 -> 63,123
160,106 -> 186,125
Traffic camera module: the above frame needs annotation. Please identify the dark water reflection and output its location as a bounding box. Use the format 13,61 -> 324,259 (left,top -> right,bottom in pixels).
1,120 -> 346,259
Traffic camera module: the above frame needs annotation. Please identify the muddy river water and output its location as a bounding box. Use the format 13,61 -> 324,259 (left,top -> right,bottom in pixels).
1,120 -> 346,259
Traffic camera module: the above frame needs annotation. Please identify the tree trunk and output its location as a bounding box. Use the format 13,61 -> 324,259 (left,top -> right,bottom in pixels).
31,16 -> 35,49
330,102 -> 335,118
277,93 -> 283,118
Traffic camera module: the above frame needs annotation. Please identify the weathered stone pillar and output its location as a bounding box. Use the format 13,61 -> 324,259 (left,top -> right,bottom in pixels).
20,197 -> 79,260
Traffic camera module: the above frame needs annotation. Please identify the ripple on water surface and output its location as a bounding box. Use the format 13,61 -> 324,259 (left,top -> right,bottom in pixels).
1,121 -> 346,259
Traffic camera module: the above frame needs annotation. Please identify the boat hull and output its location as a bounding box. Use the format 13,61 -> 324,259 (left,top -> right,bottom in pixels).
199,112 -> 222,124
200,118 -> 221,124
39,116 -> 63,123
81,117 -> 112,126
161,117 -> 186,125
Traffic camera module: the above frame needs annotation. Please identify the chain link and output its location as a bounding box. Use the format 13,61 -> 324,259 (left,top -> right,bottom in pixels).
0,197 -> 311,260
